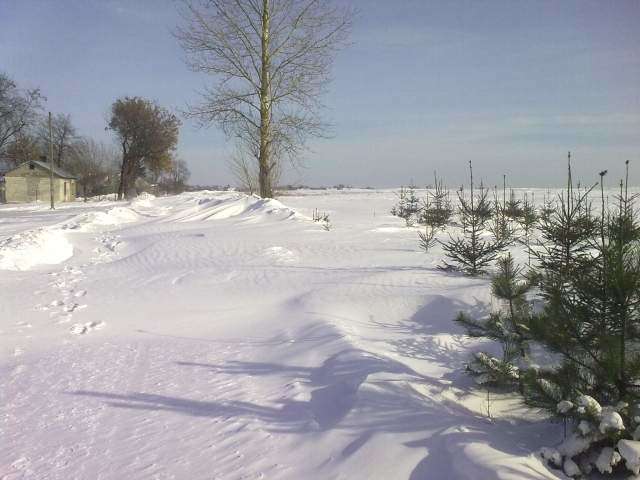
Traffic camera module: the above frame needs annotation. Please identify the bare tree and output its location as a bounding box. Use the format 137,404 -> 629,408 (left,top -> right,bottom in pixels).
229,145 -> 258,194
4,131 -> 42,167
175,0 -> 352,198
67,138 -> 120,200
0,72 -> 44,154
228,141 -> 282,194
160,157 -> 191,194
37,113 -> 77,168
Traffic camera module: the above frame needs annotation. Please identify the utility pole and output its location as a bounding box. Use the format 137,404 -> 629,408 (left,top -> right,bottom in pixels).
48,112 -> 54,210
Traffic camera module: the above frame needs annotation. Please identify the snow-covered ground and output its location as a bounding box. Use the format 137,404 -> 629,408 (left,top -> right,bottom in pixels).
1,190 -> 564,479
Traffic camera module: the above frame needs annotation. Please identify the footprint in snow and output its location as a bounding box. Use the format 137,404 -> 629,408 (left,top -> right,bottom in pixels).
70,321 -> 105,335
63,266 -> 83,275
56,315 -> 73,324
74,290 -> 87,298
64,303 -> 87,313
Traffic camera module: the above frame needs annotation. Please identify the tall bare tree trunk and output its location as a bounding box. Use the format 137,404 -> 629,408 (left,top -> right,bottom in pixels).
258,0 -> 272,198
118,157 -> 126,200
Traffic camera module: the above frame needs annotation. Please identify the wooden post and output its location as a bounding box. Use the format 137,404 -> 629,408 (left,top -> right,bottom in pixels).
49,112 -> 55,210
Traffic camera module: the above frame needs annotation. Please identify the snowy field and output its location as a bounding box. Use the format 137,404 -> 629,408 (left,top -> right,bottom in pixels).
1,189 -> 569,479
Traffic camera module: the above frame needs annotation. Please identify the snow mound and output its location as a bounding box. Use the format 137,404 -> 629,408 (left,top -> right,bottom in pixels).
599,410 -> 625,433
263,246 -> 298,263
63,207 -> 141,231
130,192 -> 156,208
165,192 -> 300,223
0,228 -> 73,270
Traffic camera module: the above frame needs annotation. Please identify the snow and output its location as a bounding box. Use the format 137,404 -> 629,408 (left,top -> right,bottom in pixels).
617,439 -> 640,475
558,432 -> 596,458
1,190 -> 564,479
577,394 -> 602,417
599,410 -> 625,434
563,458 -> 581,477
578,419 -> 592,436
557,400 -> 573,414
595,446 -> 621,474
540,447 -> 563,467
63,206 -> 141,231
0,227 -> 73,270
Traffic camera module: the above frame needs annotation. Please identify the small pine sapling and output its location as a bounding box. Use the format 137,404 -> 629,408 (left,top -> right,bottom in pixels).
391,184 -> 420,226
418,224 -> 438,253
440,161 -> 507,275
525,159 -> 640,477
405,184 -> 420,226
312,208 -> 330,223
312,208 -> 331,230
476,180 -> 494,224
504,189 -> 524,220
455,253 -> 531,388
419,172 -> 453,228
488,187 -> 516,246
517,193 -> 538,266
390,186 -> 406,218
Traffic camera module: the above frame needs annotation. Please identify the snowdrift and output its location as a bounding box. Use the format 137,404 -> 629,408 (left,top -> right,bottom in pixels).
163,192 -> 301,223
61,206 -> 142,232
0,193 -> 302,271
0,228 -> 73,271
0,206 -> 139,271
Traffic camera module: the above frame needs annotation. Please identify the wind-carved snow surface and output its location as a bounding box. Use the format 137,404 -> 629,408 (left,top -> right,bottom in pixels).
163,191 -> 302,223
1,189 -> 567,479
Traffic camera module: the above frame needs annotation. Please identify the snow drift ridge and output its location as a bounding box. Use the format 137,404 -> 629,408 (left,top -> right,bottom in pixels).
163,192 -> 301,223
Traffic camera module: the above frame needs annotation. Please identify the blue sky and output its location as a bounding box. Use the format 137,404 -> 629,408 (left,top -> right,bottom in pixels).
1,0 -> 638,187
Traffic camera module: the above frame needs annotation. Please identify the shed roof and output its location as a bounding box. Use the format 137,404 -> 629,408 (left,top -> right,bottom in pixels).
9,160 -> 77,179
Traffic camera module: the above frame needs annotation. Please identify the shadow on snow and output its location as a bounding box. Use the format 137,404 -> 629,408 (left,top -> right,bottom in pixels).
69,294 -> 558,479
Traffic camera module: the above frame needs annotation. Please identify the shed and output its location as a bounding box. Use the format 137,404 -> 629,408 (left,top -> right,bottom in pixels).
2,161 -> 77,203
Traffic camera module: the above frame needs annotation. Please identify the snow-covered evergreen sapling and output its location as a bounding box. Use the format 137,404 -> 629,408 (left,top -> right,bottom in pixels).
528,160 -> 640,477
312,208 -> 331,230
440,161 -> 507,275
391,184 -> 420,226
419,172 -> 453,228
517,193 -> 538,266
455,253 -> 531,388
390,186 -> 406,218
522,165 -> 602,409
504,189 -> 524,220
418,224 -> 438,253
488,188 -> 516,247
312,208 -> 329,223
476,181 -> 494,224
